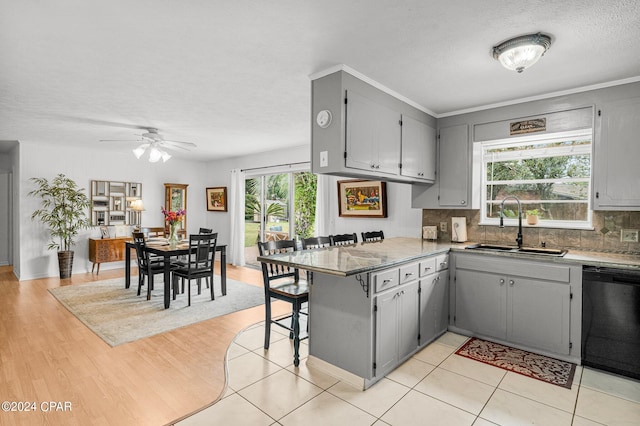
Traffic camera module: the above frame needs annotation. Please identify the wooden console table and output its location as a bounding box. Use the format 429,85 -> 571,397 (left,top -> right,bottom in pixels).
89,237 -> 133,274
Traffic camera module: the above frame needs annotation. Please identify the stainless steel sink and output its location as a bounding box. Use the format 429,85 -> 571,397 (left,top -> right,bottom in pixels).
465,243 -> 566,257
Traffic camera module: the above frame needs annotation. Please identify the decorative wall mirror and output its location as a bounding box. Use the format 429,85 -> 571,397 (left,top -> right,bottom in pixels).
164,183 -> 188,235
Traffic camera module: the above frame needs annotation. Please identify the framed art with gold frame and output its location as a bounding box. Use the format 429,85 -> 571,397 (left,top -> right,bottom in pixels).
206,187 -> 227,212
337,179 -> 387,218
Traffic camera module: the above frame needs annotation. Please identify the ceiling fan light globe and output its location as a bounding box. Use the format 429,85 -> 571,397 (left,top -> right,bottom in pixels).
133,146 -> 147,159
161,151 -> 171,162
148,147 -> 162,162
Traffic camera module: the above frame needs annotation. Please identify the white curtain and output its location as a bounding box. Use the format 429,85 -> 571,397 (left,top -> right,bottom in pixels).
314,174 -> 332,236
229,169 -> 245,266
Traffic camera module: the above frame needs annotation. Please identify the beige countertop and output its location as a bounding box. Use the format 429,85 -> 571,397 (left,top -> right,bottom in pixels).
257,237 -> 640,276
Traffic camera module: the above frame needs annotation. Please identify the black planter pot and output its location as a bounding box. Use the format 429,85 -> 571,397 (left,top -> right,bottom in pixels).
58,250 -> 74,279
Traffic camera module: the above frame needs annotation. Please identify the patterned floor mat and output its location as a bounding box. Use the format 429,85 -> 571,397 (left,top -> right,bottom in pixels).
455,337 -> 576,388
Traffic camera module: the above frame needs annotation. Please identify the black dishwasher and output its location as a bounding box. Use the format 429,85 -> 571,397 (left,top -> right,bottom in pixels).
582,266 -> 640,380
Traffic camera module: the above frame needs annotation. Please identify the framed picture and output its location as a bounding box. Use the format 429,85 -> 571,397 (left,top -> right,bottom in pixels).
206,187 -> 227,212
337,179 -> 387,218
100,226 -> 110,239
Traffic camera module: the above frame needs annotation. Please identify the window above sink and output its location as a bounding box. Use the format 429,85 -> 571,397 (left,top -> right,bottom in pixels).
479,129 -> 593,230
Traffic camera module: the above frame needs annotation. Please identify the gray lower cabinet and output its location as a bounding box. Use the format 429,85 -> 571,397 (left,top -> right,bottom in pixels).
375,280 -> 419,377
452,253 -> 576,358
419,254 -> 450,346
308,252 -> 448,388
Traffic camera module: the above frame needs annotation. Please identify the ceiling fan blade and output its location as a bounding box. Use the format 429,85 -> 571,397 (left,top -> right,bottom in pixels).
98,139 -> 143,142
161,141 -> 197,150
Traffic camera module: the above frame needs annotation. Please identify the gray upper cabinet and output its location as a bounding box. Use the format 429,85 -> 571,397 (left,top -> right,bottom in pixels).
401,115 -> 436,182
345,90 -> 401,176
594,96 -> 640,210
438,124 -> 470,207
410,123 -> 470,209
311,69 -> 436,183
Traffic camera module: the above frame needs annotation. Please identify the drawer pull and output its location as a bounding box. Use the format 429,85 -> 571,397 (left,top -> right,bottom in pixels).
383,279 -> 393,284
500,278 -> 505,285
509,280 -> 515,286
404,272 -> 414,277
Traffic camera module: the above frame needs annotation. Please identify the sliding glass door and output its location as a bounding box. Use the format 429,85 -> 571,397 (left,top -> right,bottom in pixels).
244,170 -> 317,268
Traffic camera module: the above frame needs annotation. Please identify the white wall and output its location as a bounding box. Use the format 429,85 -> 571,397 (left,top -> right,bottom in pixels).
19,142 -> 208,280
204,144 -> 423,244
18,141 -> 423,279
323,175 -> 423,239
0,172 -> 9,265
203,145 -> 311,246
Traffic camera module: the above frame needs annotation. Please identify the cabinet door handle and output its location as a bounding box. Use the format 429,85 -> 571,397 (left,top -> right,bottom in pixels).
424,266 -> 432,272
509,280 -> 515,286
500,278 -> 505,285
436,276 -> 440,281
440,261 -> 447,267
461,200 -> 466,205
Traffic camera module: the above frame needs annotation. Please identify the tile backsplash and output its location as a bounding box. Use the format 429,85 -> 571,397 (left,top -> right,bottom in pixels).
422,209 -> 640,253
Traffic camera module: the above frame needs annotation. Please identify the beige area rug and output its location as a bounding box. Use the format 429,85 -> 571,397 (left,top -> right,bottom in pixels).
456,337 -> 576,388
49,276 -> 265,347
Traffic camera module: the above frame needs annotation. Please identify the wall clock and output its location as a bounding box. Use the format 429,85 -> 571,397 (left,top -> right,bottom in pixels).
316,110 -> 332,128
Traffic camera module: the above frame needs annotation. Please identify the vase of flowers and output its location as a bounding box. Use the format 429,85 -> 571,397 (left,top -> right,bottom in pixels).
162,207 -> 185,248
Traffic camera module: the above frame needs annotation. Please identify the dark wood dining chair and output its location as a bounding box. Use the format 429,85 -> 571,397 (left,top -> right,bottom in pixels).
301,236 -> 332,249
329,233 -> 358,246
361,230 -> 385,242
171,233 -> 218,306
198,228 -> 213,287
141,227 -> 166,238
258,239 -> 309,367
132,232 -> 171,300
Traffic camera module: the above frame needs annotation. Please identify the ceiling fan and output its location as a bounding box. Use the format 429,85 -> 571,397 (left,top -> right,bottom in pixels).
100,128 -> 197,162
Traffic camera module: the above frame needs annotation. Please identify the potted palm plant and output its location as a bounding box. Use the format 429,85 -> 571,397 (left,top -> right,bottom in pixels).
29,174 -> 91,278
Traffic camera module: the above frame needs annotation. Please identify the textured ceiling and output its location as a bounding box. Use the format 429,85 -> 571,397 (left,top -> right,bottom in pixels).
1,0 -> 639,160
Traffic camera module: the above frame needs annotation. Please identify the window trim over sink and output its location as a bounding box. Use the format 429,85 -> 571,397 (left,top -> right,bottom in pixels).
478,129 -> 594,230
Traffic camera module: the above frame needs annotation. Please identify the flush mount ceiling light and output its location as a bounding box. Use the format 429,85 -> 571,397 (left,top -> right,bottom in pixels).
492,32 -> 552,73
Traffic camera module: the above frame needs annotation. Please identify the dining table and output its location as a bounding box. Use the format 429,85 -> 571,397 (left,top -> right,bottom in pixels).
125,239 -> 227,309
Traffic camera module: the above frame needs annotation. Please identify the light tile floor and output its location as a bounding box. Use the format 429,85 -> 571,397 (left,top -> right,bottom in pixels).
176,325 -> 640,426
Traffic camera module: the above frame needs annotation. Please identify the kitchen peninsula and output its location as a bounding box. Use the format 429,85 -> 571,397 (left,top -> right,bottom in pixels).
258,237 -> 452,389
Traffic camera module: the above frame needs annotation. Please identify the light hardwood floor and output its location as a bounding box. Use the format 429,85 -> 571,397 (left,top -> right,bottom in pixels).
0,263 -> 289,426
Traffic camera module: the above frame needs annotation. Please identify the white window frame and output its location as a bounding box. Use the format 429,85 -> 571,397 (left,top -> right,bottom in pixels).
479,129 -> 594,230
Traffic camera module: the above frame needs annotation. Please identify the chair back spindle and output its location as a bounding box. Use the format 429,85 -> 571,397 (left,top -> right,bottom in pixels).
329,233 -> 358,246
361,230 -> 385,242
301,236 -> 332,250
